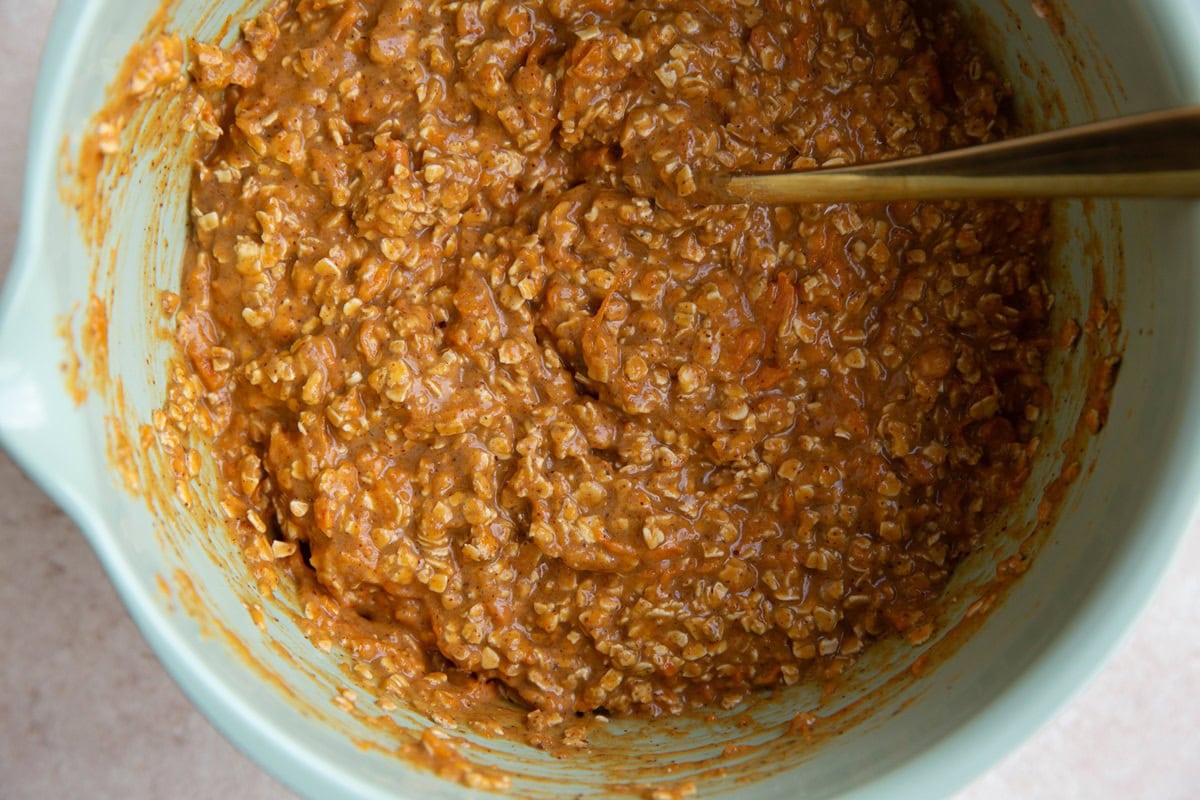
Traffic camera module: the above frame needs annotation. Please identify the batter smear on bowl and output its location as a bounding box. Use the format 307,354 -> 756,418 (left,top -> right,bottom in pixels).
174,0 -> 1053,727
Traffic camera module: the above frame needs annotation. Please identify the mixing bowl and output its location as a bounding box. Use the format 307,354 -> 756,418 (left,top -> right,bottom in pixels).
2,1 -> 1198,797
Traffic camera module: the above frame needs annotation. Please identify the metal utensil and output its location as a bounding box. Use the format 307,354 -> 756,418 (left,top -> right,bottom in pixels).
709,107 -> 1200,204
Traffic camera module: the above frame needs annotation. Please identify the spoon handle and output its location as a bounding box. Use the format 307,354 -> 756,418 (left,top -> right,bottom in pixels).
716,107 -> 1200,204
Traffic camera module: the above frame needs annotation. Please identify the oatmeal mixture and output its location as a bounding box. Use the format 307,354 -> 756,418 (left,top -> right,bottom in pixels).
175,0 -> 1052,722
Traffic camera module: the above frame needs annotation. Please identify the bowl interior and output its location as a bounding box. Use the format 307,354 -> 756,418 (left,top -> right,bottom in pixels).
2,1 -> 1199,798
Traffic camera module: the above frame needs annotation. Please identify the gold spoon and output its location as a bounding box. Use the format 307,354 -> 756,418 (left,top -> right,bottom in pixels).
709,107 -> 1200,204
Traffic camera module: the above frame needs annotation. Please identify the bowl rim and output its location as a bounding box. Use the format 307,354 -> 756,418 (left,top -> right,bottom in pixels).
2,1 -> 1199,798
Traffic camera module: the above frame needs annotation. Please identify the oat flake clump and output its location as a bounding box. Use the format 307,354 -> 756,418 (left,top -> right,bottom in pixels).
169,0 -> 1052,724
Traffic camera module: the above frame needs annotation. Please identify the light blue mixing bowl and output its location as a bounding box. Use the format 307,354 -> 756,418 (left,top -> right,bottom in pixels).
2,1 -> 1198,797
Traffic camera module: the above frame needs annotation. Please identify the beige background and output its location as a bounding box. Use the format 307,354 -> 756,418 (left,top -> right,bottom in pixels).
1,1 -> 1197,798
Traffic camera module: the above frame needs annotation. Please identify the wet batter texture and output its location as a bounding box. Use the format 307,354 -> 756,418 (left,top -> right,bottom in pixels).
171,0 -> 1052,728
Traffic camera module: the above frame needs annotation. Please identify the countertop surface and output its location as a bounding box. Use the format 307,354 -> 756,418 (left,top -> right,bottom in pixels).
2,2 -> 1198,798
